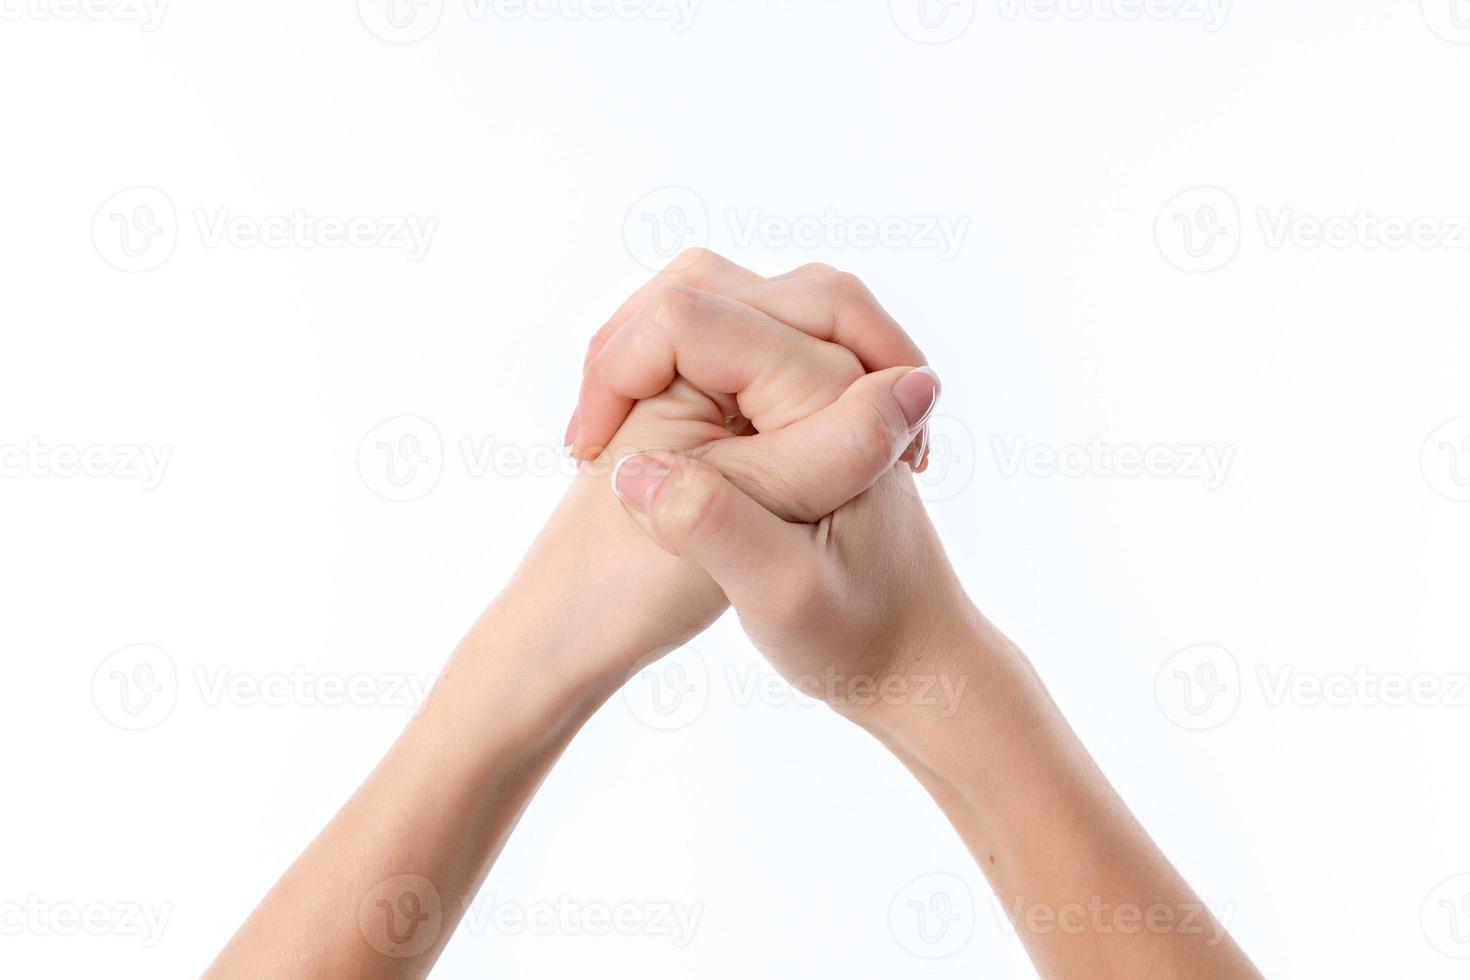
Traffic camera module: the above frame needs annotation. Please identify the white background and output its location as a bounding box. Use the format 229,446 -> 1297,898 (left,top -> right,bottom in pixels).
2,1 -> 1469,977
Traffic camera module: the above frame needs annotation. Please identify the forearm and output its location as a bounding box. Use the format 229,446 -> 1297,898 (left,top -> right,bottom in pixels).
859,605 -> 1262,979
204,597 -> 626,980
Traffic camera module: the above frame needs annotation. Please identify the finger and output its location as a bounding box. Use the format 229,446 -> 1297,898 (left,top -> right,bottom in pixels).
728,268 -> 931,468
727,265 -> 927,372
582,248 -> 761,370
611,451 -> 823,620
574,262 -> 927,458
573,285 -> 863,460
700,366 -> 941,522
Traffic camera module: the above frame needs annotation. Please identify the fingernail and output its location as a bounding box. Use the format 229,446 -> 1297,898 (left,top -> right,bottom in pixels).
563,408 -> 579,448
891,367 -> 941,431
611,453 -> 672,513
908,423 -> 930,472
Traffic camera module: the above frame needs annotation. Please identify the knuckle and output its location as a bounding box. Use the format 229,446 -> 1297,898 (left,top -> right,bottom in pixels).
646,283 -> 703,333
669,247 -> 723,276
828,346 -> 867,388
826,269 -> 872,305
655,464 -> 727,545
844,396 -> 903,474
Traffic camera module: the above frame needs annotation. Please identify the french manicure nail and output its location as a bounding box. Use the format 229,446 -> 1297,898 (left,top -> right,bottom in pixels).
891,367 -> 941,432
909,423 -> 930,472
563,408 -> 579,448
611,453 -> 672,513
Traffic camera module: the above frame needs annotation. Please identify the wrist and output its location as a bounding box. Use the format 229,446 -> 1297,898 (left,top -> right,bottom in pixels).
411,594 -> 636,770
514,474 -> 729,671
843,601 -> 1035,778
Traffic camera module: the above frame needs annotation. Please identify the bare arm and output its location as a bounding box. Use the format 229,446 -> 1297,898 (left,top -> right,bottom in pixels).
204,526 -> 637,978
205,251 -> 930,978
596,258 -> 1265,979
860,605 -> 1261,978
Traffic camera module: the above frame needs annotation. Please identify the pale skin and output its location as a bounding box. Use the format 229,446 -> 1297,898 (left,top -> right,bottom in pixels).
205,250 -> 1263,979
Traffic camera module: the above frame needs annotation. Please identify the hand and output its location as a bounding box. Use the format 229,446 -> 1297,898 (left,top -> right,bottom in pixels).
584,255 -> 963,717
568,249 -> 929,464
504,250 -> 937,683
505,252 -> 934,681
204,252 -> 936,980
602,259 -> 1264,980
608,391 -> 964,721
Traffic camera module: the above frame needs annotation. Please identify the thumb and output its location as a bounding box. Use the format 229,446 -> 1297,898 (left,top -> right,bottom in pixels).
611,451 -> 821,617
702,365 -> 941,523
